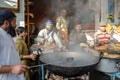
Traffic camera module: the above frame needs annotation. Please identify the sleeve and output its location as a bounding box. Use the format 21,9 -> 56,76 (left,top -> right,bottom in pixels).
37,30 -> 45,43
15,41 -> 23,59
53,32 -> 64,48
56,17 -> 61,29
0,37 -> 4,65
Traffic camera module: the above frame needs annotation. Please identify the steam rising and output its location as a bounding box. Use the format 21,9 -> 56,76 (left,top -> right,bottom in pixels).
48,0 -> 95,29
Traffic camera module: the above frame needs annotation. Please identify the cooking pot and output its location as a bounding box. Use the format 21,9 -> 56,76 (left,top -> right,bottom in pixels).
38,46 -> 102,77
94,45 -> 119,74
96,58 -> 118,74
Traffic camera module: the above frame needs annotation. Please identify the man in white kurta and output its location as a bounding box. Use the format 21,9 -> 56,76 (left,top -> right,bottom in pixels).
0,10 -> 27,80
37,20 -> 64,50
0,28 -> 24,80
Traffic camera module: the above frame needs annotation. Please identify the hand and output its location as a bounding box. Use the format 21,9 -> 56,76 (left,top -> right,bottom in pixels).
10,64 -> 28,75
44,38 -> 48,43
29,54 -> 37,61
61,47 -> 67,51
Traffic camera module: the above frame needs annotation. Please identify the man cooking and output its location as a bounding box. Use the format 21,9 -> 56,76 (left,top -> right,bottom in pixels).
37,20 -> 66,52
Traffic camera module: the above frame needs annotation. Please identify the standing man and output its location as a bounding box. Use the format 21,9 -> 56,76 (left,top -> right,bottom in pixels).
37,20 -> 65,51
56,9 -> 69,47
0,10 -> 28,80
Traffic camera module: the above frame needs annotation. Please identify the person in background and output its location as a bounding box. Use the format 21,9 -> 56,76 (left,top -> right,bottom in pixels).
69,23 -> 87,46
15,27 -> 37,80
94,22 -> 111,51
109,24 -> 120,51
37,20 -> 65,51
112,24 -> 120,42
106,23 -> 113,34
56,9 -> 69,47
0,10 -> 28,80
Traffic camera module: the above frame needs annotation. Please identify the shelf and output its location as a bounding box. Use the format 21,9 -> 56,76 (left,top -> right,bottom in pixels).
25,13 -> 34,18
25,0 -> 35,47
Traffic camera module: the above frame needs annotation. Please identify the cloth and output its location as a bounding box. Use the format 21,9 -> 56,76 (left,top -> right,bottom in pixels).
0,10 -> 16,24
15,37 -> 28,65
85,33 -> 94,41
15,37 -> 30,80
37,29 -> 63,48
56,16 -> 68,30
56,16 -> 68,46
112,33 -> 120,42
45,20 -> 53,26
0,27 -> 24,80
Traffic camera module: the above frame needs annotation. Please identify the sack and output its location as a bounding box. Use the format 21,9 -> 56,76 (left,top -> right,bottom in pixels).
108,43 -> 120,54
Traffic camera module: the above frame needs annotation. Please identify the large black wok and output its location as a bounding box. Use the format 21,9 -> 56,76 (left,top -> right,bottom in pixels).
39,46 -> 102,77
